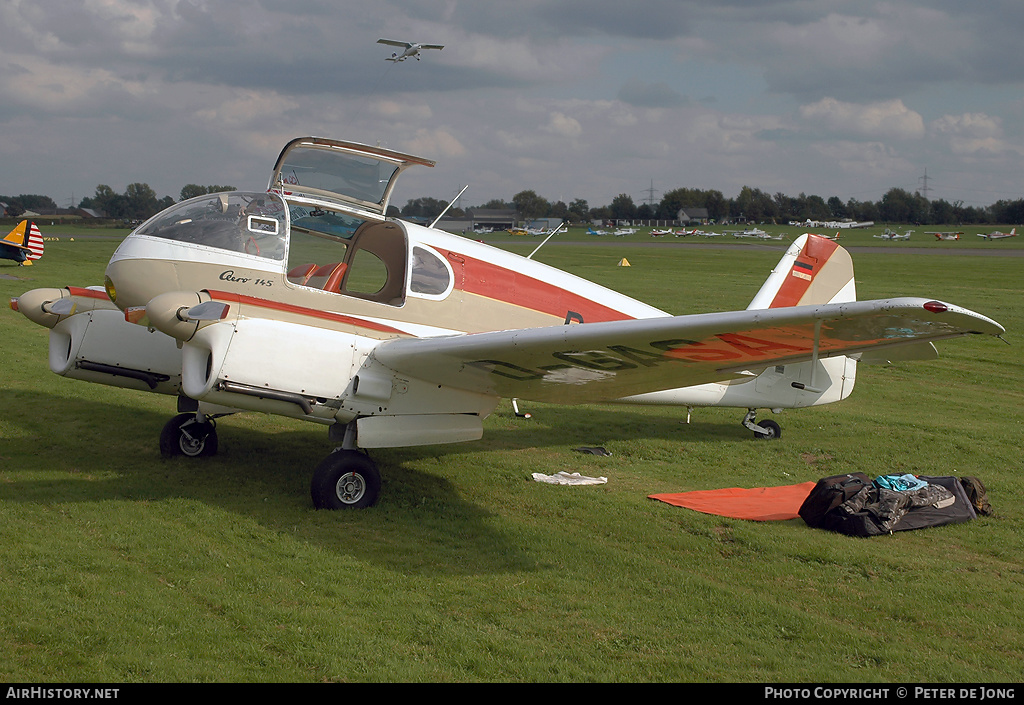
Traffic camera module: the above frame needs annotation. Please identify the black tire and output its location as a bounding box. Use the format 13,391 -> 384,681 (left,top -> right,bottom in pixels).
755,419 -> 782,440
159,413 -> 219,457
310,450 -> 381,510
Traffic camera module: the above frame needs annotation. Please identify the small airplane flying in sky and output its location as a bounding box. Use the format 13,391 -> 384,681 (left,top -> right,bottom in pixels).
977,228 -> 1016,240
377,38 -> 444,62
0,220 -> 44,265
10,137 -> 1004,510
929,231 -> 963,241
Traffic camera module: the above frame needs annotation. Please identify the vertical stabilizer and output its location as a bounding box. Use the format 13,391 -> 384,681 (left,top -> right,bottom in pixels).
744,233 -> 859,408
24,222 -> 44,261
2,220 -> 44,263
747,233 -> 855,310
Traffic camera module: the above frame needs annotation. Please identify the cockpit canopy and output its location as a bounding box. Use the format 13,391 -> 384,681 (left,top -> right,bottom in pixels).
269,137 -> 435,217
124,137 -> 447,308
136,191 -> 288,260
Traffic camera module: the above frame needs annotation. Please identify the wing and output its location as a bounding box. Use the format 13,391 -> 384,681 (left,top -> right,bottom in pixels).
377,38 -> 411,48
371,298 -> 1003,404
420,44 -> 444,50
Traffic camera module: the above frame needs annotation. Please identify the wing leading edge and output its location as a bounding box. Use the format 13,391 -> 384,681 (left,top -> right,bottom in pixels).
371,297 -> 1003,404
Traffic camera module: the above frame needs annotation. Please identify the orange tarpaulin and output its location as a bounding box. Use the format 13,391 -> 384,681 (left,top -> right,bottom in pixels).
650,482 -> 817,521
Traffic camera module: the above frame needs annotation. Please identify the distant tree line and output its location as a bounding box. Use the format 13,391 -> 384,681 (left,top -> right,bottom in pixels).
6,182 -> 1022,225
401,186 -> 1024,226
2,184 -> 236,221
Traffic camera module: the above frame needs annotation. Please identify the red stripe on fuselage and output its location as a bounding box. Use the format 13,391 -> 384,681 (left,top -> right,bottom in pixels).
205,289 -> 408,335
435,248 -> 632,323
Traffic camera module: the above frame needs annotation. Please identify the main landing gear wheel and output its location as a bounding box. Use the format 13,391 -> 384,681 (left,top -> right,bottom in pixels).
310,450 -> 381,510
159,413 -> 219,457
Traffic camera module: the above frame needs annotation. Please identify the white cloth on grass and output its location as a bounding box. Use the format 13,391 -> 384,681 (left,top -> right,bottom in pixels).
531,471 -> 608,486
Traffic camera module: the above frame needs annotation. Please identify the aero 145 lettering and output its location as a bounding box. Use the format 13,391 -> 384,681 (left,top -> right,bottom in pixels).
10,137 -> 1005,509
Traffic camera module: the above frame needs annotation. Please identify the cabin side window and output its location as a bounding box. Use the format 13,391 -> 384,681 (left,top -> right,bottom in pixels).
409,246 -> 452,299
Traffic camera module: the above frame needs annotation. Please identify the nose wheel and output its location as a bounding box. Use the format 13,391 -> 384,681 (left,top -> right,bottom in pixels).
159,413 -> 219,457
310,449 -> 381,510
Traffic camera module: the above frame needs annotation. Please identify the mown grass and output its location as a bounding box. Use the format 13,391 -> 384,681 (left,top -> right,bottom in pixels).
0,229 -> 1021,682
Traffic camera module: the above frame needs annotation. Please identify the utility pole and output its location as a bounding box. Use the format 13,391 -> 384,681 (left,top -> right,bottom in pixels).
642,179 -> 658,208
918,169 -> 932,201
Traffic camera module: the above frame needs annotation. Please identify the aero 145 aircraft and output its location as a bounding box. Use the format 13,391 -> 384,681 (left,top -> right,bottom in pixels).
11,137 -> 1005,509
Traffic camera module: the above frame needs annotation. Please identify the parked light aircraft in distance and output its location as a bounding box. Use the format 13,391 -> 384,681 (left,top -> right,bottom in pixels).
793,219 -> 874,229
377,38 -> 444,62
929,231 -> 963,241
526,224 -> 566,236
800,231 -> 839,242
874,229 -> 912,241
0,220 -> 44,265
10,137 -> 1005,510
977,228 -> 1016,240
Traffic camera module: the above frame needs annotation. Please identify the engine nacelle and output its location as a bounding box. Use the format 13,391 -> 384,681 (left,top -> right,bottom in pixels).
181,318 -> 358,422
47,309 -> 184,395
180,318 -> 499,442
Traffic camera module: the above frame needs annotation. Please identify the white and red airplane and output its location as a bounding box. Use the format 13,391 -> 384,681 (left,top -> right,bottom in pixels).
929,231 -> 963,241
977,227 -> 1016,240
10,137 -> 1004,509
377,38 -> 444,62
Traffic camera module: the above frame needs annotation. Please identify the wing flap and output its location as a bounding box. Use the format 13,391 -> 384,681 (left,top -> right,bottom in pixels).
371,297 -> 1002,404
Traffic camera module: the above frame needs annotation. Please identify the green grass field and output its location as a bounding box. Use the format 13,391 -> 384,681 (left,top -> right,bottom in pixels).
0,226 -> 1021,682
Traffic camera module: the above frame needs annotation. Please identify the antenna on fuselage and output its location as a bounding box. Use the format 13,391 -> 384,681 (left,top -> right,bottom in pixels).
429,185 -> 469,228
527,221 -> 564,260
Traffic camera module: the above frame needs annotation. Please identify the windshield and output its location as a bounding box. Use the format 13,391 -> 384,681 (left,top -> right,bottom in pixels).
136,192 -> 287,260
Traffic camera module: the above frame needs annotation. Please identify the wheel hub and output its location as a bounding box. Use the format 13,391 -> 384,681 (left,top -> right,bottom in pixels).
335,472 -> 366,504
179,426 -> 206,456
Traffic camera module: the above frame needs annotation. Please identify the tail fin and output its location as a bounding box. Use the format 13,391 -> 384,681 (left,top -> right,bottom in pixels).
747,233 -> 855,310
2,220 -> 44,264
741,234 -> 859,406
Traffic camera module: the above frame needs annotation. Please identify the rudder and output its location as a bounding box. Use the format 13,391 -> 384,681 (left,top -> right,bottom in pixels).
747,233 -> 855,310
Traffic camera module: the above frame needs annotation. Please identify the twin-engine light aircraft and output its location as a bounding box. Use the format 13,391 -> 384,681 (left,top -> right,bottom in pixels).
11,137 -> 1004,510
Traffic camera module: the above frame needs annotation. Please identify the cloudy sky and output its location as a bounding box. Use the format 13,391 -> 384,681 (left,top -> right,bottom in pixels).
3,0 -> 1023,212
